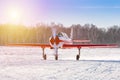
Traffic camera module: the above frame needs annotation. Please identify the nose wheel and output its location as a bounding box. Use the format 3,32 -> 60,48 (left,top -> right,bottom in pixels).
55,54 -> 58,60
54,48 -> 58,60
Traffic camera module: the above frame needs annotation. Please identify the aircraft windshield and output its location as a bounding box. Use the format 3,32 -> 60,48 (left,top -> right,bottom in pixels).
58,32 -> 63,37
58,32 -> 69,39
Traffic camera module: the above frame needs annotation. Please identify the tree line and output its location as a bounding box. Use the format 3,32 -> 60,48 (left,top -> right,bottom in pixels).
0,23 -> 120,45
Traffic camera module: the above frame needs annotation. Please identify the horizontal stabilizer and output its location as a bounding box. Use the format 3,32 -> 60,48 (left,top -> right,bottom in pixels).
73,40 -> 91,43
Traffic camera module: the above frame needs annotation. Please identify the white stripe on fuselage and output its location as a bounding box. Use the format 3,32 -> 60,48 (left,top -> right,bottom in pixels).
59,36 -> 73,45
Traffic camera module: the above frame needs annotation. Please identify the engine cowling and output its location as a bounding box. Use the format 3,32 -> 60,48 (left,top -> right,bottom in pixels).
49,35 -> 61,48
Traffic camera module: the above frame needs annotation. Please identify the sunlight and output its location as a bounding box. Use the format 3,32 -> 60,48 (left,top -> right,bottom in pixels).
8,8 -> 21,24
10,10 -> 19,19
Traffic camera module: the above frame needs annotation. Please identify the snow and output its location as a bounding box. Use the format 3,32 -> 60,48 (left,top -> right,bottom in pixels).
0,46 -> 120,80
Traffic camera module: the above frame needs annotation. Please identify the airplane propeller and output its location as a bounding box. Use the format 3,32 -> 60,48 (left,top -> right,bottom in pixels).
51,28 -> 59,60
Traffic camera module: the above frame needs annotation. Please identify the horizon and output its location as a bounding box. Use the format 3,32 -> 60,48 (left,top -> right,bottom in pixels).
0,22 -> 120,28
0,0 -> 120,28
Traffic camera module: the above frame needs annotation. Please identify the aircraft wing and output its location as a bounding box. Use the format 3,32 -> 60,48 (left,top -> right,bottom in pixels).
7,43 -> 118,48
6,43 -> 51,48
6,43 -> 118,60
63,44 -> 118,48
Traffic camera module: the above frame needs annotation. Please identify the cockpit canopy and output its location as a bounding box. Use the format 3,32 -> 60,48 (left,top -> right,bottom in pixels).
57,32 -> 69,39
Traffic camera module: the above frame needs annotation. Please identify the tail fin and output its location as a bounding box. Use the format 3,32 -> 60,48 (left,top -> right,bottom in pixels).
70,27 -> 91,43
70,27 -> 73,39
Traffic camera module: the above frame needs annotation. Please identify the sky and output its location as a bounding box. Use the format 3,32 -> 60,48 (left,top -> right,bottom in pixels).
0,0 -> 120,27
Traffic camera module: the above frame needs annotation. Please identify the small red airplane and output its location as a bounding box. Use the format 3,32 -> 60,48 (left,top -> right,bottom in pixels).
7,28 -> 118,60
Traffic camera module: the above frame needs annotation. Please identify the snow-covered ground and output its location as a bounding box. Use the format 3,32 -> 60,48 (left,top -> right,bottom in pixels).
0,46 -> 120,80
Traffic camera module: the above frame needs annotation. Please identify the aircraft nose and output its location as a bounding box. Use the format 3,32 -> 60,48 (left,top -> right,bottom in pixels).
50,35 -> 60,45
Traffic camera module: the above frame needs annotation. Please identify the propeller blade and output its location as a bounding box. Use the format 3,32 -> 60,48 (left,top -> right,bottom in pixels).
52,28 -> 56,39
51,27 -> 59,60
51,28 -> 59,58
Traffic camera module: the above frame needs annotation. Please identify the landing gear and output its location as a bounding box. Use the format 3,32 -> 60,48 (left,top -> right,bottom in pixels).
42,48 -> 47,60
76,48 -> 81,60
41,47 -> 81,60
55,48 -> 58,60
42,47 -> 59,60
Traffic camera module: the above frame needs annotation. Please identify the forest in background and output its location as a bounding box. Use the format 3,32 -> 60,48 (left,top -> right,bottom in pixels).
0,23 -> 120,45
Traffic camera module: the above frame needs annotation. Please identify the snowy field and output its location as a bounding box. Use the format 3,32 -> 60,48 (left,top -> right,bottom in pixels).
0,46 -> 120,80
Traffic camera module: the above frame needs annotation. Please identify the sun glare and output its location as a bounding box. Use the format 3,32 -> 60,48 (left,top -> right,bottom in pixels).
10,11 -> 19,19
8,9 -> 21,24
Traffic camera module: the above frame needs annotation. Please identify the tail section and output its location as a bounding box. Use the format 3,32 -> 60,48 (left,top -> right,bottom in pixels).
70,27 -> 91,43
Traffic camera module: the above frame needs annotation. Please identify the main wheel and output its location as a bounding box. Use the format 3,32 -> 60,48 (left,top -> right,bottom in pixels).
43,54 -> 47,60
76,54 -> 80,60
